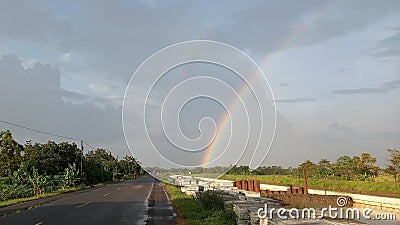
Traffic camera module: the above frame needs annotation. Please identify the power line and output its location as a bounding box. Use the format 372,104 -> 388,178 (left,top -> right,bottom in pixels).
0,119 -> 80,141
83,141 -> 96,151
0,119 -> 97,150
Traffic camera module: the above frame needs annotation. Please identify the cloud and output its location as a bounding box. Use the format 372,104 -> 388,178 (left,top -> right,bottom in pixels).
211,0 -> 400,54
334,80 -> 400,95
328,122 -> 354,134
370,30 -> 400,58
61,90 -> 88,100
274,97 -> 316,103
0,54 -> 128,157
280,82 -> 289,87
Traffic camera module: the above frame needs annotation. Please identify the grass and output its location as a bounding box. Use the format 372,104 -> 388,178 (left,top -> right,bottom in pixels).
162,182 -> 237,225
221,174 -> 400,198
0,177 -> 136,209
0,186 -> 85,208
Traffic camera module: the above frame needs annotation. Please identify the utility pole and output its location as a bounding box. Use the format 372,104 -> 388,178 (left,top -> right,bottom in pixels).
80,140 -> 84,173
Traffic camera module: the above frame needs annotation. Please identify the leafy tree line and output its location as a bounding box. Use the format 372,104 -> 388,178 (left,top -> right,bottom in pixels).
226,150 -> 400,182
0,130 -> 143,201
150,166 -> 230,175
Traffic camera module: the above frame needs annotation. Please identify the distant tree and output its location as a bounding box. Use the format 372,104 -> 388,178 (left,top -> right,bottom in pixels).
356,153 -> 379,178
227,165 -> 251,175
298,160 -> 317,178
316,159 -> 333,179
254,166 -> 289,175
118,155 -> 141,178
386,149 -> 400,182
0,130 -> 23,176
334,156 -> 355,180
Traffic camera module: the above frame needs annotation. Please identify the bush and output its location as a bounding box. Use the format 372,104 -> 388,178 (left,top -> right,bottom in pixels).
0,184 -> 33,201
204,209 -> 237,225
195,190 -> 225,211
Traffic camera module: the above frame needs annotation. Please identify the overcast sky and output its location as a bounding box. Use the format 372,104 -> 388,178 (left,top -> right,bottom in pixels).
0,0 -> 399,168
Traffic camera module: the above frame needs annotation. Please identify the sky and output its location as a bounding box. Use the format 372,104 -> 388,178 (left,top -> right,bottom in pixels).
0,0 -> 399,168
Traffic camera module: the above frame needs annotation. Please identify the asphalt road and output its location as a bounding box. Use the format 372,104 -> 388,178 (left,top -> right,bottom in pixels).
0,175 -> 173,225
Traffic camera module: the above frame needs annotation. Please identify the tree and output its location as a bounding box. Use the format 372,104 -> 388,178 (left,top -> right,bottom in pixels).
316,159 -> 333,179
119,155 -> 141,178
356,153 -> 379,178
28,167 -> 47,195
386,149 -> 400,182
23,141 -> 81,175
226,165 -> 251,175
298,160 -> 317,178
334,156 -> 355,180
0,130 -> 23,176
254,166 -> 289,175
62,163 -> 79,188
83,149 -> 117,184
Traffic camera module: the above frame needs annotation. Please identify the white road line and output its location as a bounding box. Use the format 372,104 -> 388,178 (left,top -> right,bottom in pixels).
103,193 -> 110,197
76,202 -> 90,208
35,222 -> 43,225
145,179 -> 155,204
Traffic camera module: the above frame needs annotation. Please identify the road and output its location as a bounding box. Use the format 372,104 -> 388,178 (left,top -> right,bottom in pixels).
0,175 -> 173,225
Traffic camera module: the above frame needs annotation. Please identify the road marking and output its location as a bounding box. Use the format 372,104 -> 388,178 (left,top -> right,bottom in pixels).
35,222 -> 43,225
103,193 -> 110,197
76,202 -> 90,208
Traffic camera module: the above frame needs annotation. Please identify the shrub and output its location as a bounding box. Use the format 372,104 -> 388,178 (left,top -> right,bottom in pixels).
195,190 -> 225,211
0,184 -> 33,201
204,209 -> 237,225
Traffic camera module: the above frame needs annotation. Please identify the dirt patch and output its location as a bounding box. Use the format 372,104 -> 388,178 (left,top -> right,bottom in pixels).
261,193 -> 353,209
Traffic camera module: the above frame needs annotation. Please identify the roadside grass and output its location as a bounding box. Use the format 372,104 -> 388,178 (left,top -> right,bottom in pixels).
221,174 -> 400,198
0,186 -> 85,208
0,176 -> 139,208
162,183 -> 237,225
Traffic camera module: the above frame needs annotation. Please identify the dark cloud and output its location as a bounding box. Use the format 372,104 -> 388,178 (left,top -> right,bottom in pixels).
1,0 -> 399,85
0,54 -> 127,156
334,80 -> 400,95
211,0 -> 400,54
274,97 -> 316,103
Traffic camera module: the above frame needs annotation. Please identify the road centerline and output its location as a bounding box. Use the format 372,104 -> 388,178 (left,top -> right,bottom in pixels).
76,202 -> 90,208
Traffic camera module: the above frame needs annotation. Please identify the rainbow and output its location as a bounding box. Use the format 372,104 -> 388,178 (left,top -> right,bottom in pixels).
199,1 -> 335,166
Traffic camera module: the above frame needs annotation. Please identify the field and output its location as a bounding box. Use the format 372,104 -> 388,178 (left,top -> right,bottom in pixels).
221,174 -> 400,198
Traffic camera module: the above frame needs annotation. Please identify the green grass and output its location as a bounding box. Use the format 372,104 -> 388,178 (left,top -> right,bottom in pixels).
221,174 -> 400,198
162,183 -> 237,225
0,186 -> 84,208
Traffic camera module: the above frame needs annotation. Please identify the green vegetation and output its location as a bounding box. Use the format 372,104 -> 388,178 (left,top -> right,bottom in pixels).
0,186 -> 81,207
163,183 -> 237,225
222,174 -> 400,197
157,150 -> 400,198
0,130 -> 143,204
221,150 -> 400,197
385,149 -> 400,182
